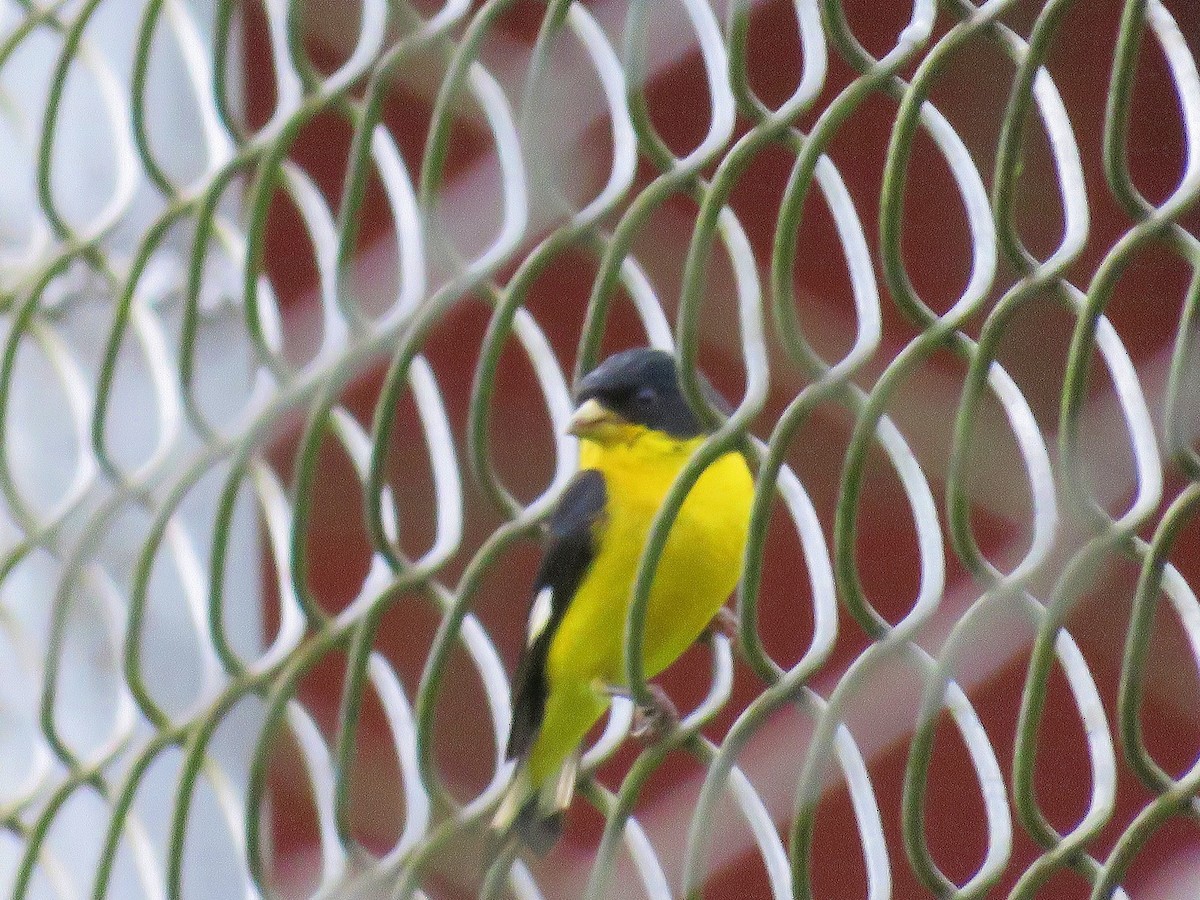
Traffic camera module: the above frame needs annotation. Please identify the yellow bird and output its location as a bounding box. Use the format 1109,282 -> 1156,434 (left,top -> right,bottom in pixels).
492,348 -> 754,851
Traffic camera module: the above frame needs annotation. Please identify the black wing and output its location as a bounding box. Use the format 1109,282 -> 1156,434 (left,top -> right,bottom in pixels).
505,469 -> 607,761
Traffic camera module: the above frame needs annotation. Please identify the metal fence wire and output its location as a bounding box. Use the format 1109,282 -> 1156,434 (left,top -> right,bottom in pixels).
1,0 -> 1199,897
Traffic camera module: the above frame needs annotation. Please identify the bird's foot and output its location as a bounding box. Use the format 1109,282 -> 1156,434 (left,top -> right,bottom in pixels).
631,683 -> 678,743
700,606 -> 739,646
593,681 -> 679,743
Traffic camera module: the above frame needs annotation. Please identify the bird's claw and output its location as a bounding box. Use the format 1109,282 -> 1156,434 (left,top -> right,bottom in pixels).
700,606 -> 739,646
631,683 -> 678,743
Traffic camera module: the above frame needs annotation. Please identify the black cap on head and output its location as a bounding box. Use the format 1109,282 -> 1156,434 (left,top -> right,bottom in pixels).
575,348 -> 726,439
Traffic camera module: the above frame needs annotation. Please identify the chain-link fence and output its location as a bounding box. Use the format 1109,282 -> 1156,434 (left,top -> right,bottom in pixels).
1,0 -> 1198,897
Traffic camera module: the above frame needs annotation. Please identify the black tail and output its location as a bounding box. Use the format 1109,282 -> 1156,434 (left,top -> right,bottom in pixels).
491,782 -> 564,855
513,800 -> 564,856
491,755 -> 577,854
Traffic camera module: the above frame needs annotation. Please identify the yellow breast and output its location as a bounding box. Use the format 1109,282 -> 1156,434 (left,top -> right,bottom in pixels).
546,427 -> 754,686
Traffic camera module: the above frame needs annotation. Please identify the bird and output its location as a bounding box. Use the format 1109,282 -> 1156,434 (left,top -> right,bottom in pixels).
490,347 -> 755,852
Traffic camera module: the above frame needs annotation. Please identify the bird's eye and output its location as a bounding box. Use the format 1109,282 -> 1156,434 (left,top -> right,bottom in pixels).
634,387 -> 657,408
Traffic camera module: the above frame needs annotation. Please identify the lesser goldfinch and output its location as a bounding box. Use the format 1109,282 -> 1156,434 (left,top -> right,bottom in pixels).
491,348 -> 754,851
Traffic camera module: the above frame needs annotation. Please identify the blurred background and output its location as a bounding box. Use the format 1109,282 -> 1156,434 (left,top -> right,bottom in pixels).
2,0 -> 1200,897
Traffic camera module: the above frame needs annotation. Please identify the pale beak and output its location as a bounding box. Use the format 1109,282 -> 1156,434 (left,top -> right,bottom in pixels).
567,398 -> 623,437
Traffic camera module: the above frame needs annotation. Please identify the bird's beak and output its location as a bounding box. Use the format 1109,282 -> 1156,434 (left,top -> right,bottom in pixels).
567,398 -> 624,438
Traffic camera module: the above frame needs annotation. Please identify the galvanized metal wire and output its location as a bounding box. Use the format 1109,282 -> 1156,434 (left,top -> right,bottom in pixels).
0,0 -> 1198,897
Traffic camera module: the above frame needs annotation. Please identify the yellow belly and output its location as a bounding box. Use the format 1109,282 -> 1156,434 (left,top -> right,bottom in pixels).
527,434 -> 752,784
547,435 -> 753,693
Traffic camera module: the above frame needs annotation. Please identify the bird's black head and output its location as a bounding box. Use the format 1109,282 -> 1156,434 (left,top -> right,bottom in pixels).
574,348 -> 713,439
